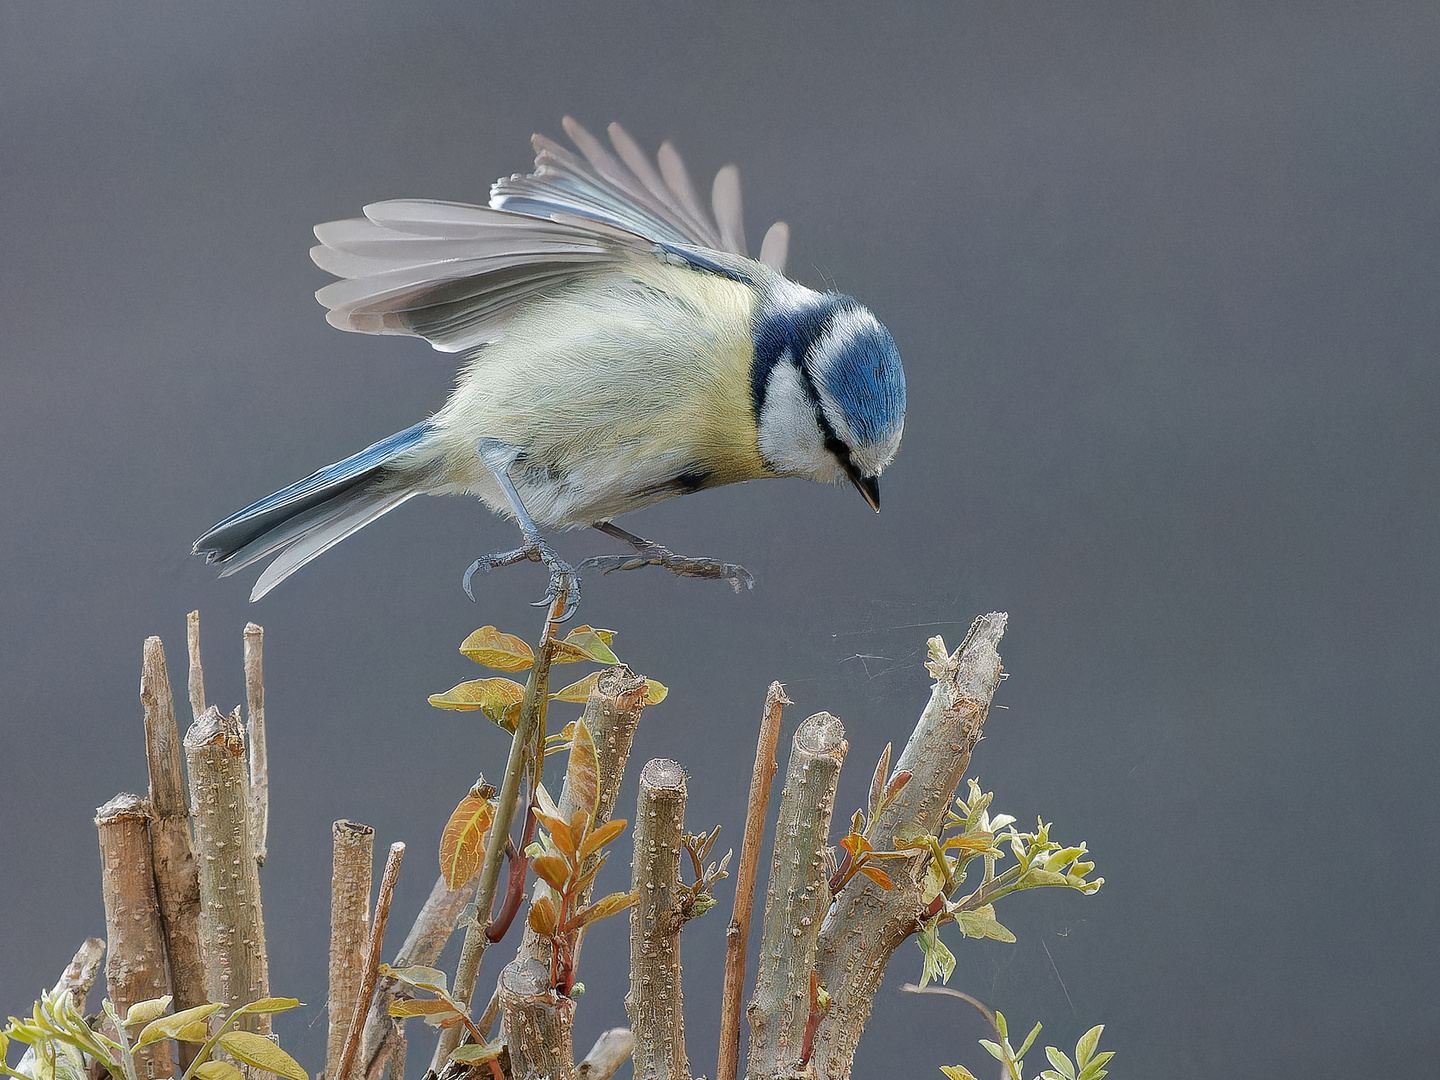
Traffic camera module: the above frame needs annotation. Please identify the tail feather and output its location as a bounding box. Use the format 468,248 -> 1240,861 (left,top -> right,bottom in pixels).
194,420 -> 438,599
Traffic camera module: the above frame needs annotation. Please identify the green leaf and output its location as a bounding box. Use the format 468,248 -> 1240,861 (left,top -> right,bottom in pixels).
552,626 -> 620,665
1044,1046 -> 1077,1080
458,626 -> 535,671
642,678 -> 668,705
217,1031 -> 308,1080
231,998 -> 303,1017
940,1067 -> 980,1080
1074,1024 -> 1103,1067
1016,1021 -> 1042,1059
121,997 -> 172,1028
383,966 -> 448,995
135,1002 -> 224,1048
978,1039 -> 1005,1063
1078,1051 -> 1114,1080
957,906 -> 1016,943
916,918 -> 955,987
449,1039 -> 505,1065
193,1062 -> 245,1080
427,677 -> 527,728
549,671 -> 600,703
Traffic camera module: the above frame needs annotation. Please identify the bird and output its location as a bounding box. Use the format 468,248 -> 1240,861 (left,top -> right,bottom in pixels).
193,118 -> 907,616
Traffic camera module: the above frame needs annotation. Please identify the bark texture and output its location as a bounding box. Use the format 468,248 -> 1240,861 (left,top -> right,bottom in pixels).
184,705 -> 270,1034
809,613 -> 1008,1080
626,758 -> 690,1080
328,820 -> 375,1079
744,714 -> 847,1080
95,793 -> 173,1080
574,1028 -> 634,1080
499,958 -> 576,1080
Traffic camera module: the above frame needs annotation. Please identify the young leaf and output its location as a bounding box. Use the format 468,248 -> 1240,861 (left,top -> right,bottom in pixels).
858,864 -> 895,889
940,1067 -> 980,1080
217,1031 -> 308,1080
884,769 -> 913,805
642,678 -> 668,705
382,965 -> 448,994
194,1062 -> 245,1080
566,719 -> 599,824
552,626 -> 620,665
570,890 -> 638,930
427,677 -> 527,728
528,894 -> 559,938
459,626 -> 535,671
868,743 -> 891,822
449,1039 -> 505,1064
135,1002 -> 223,1048
439,791 -> 496,890
1044,1046 -> 1077,1080
120,997 -> 172,1028
534,782 -> 564,821
532,853 -> 570,891
1074,1024 -> 1103,1067
840,833 -> 874,859
231,997 -> 303,1017
956,906 -> 1016,943
580,818 -> 627,861
388,1000 -> 461,1020
549,671 -> 600,703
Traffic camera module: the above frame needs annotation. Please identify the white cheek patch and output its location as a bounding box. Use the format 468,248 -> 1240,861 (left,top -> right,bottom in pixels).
849,423 -> 904,477
757,357 -> 844,483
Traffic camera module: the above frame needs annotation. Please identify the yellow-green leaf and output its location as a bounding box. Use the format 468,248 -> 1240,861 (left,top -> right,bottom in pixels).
231,997 -> 303,1017
388,1000 -> 460,1020
428,677 -> 526,728
121,996 -> 171,1028
459,626 -> 535,671
449,1039 -> 505,1065
552,626 -> 620,665
549,671 -> 600,703
194,1061 -> 245,1080
940,1066 -> 980,1080
217,1031 -> 308,1080
439,792 -> 495,890
566,719 -> 599,823
643,678 -> 668,705
135,1002 -> 224,1048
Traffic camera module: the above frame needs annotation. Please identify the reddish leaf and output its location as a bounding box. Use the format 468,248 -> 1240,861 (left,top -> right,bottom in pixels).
569,889 -> 637,930
439,792 -> 495,890
528,894 -> 558,938
869,742 -> 892,821
858,864 -> 895,890
580,818 -> 627,861
566,719 -> 599,824
884,769 -> 913,804
840,833 -> 874,859
532,854 -> 570,891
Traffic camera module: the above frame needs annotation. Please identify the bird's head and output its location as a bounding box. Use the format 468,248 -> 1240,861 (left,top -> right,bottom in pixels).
752,286 -> 906,510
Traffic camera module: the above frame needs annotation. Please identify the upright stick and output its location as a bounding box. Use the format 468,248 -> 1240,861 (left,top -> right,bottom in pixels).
186,610 -> 206,720
243,623 -> 269,866
717,682 -> 789,1080
334,842 -> 405,1080
328,821 -> 375,1080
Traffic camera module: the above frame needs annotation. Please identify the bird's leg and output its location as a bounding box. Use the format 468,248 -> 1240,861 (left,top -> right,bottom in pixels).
464,439 -> 580,620
580,521 -> 755,593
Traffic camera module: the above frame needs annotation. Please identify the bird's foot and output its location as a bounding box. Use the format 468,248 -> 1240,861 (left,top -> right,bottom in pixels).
464,538 -> 580,622
580,541 -> 755,594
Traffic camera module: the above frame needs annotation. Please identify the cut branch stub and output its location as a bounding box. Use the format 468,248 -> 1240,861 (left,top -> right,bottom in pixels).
328,820 -> 375,1079
95,792 -> 173,1080
745,712 -> 847,1080
184,704 -> 270,1034
499,957 -> 576,1080
810,613 -> 1008,1080
627,758 -> 690,1080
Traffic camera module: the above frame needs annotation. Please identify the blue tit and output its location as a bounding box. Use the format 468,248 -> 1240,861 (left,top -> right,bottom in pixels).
194,118 -> 906,610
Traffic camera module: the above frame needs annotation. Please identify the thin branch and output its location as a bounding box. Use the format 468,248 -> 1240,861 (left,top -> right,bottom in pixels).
627,759 -> 690,1080
810,613 -> 1008,1080
901,984 -> 1004,1080
184,705 -> 270,1035
52,938 -> 106,1009
243,622 -> 268,866
328,821 -> 375,1080
335,841 -> 405,1080
185,610 -> 205,721
434,584 -> 569,1072
745,712 -> 847,1080
717,681 -> 789,1080
95,793 -> 172,1080
140,636 -> 205,1067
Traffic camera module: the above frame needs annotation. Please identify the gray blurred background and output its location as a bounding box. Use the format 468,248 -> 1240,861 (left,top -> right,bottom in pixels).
3,3 -> 1438,1076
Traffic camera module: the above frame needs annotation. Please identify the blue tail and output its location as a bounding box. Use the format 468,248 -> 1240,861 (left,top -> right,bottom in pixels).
194,420 -> 438,600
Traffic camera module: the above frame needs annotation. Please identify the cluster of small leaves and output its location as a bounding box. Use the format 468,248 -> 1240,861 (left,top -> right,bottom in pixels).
2,991 -> 305,1080
384,965 -> 506,1077
427,625 -> 666,729
829,741 -> 912,895
525,718 -> 638,995
678,826 -> 731,922
911,780 -> 1103,987
941,1018 -> 1112,1080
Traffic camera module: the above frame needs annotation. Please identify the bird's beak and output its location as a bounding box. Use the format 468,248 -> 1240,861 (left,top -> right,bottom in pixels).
849,471 -> 881,513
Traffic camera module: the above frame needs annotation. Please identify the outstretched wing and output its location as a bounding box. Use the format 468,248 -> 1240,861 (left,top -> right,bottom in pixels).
311,119 -> 790,354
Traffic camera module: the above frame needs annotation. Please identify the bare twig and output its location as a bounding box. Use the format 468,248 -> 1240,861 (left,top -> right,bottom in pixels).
745,713 -> 847,1080
328,821 -> 375,1080
52,938 -> 106,1009
335,841 -> 405,1080
358,872 -> 480,1079
435,584 -> 569,1071
186,610 -> 205,720
95,793 -> 173,1080
901,984 -> 1004,1080
575,1028 -> 635,1080
810,613 -> 1008,1080
140,636 -> 205,1066
499,958 -> 575,1080
184,705 -> 270,1034
718,682 -> 789,1080
243,623 -> 268,866
627,759 -> 690,1080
